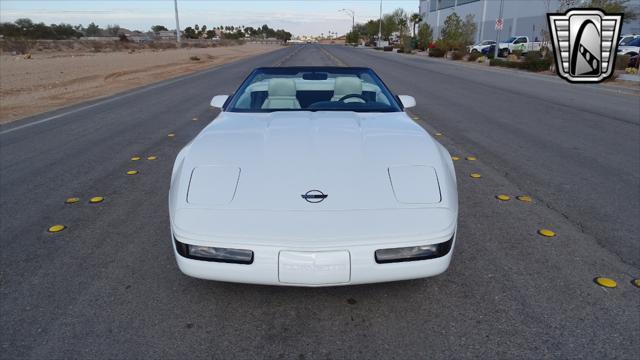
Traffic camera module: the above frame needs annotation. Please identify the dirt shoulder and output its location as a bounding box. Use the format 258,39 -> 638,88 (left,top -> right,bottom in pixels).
0,43 -> 281,123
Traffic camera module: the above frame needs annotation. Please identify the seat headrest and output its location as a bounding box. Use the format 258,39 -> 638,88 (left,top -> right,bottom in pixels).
334,77 -> 363,96
268,78 -> 297,97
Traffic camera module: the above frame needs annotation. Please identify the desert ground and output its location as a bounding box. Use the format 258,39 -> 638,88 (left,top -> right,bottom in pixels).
0,42 -> 281,123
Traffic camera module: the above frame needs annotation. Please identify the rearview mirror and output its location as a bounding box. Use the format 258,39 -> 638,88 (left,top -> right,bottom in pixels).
398,95 -> 416,109
210,95 -> 229,109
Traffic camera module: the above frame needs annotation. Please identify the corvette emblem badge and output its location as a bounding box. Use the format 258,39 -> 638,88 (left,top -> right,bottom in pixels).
301,190 -> 327,203
547,9 -> 622,83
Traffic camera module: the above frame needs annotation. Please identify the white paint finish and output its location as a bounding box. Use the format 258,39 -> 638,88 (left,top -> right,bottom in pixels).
278,251 -> 351,285
187,166 -> 240,205
210,95 -> 229,108
398,95 -> 416,108
389,165 -> 441,204
170,106 -> 459,286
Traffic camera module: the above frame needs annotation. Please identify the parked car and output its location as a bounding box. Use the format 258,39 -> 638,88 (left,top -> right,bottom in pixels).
468,40 -> 496,53
618,34 -> 639,46
618,37 -> 640,56
498,36 -> 544,57
169,66 -> 459,286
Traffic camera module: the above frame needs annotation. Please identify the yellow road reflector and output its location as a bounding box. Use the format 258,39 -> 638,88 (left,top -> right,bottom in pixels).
192,117 -> 198,121
89,196 -> 104,203
496,194 -> 511,201
517,195 -> 533,203
412,116 -> 419,120
470,173 -> 482,179
538,229 -> 556,237
435,132 -> 443,136
594,277 -> 617,288
131,156 -> 141,161
632,279 -> 640,288
466,156 -> 477,161
126,170 -> 139,175
451,156 -> 460,161
147,156 -> 157,161
168,133 -> 175,137
48,225 -> 66,233
65,197 -> 80,204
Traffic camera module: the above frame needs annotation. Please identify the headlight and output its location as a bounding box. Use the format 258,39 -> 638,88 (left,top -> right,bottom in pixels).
375,237 -> 453,264
174,237 -> 253,264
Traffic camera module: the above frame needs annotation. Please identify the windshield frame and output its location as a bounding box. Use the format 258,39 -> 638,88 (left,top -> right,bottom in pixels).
224,66 -> 403,113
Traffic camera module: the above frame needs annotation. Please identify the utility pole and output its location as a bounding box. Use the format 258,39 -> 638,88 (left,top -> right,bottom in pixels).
378,0 -> 383,47
494,0 -> 504,59
339,9 -> 355,33
174,0 -> 181,44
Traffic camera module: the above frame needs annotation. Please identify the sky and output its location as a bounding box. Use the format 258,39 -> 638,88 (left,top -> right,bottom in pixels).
0,0 -> 419,36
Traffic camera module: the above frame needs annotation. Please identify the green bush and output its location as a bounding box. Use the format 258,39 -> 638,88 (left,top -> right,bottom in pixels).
428,47 -> 446,57
467,51 -> 483,62
615,54 -> 630,70
451,50 -> 465,60
490,58 -> 552,72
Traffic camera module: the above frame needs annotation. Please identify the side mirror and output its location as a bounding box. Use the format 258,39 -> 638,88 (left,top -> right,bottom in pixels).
210,95 -> 229,109
398,95 -> 416,109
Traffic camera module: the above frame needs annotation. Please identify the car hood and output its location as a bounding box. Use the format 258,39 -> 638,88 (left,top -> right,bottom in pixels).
170,111 -> 455,212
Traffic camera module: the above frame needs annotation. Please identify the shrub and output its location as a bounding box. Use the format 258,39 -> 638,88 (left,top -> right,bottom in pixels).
383,46 -> 393,52
626,67 -> 638,74
615,54 -> 630,70
490,58 -> 552,72
189,55 -> 200,61
476,55 -> 487,63
467,51 -> 482,62
451,50 -> 465,60
428,47 -> 446,57
512,49 -> 523,58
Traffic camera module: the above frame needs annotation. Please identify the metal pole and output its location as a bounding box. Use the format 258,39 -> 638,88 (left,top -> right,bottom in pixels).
174,0 -> 181,44
494,0 -> 504,59
378,0 -> 383,47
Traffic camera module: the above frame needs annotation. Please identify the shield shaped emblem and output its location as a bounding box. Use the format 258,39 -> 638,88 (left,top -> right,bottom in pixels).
547,9 -> 623,83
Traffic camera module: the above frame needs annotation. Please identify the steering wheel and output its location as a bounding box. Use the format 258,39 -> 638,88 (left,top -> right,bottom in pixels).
338,94 -> 368,103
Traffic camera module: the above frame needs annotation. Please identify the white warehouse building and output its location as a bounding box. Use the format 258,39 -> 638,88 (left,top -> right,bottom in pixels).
418,0 -> 640,44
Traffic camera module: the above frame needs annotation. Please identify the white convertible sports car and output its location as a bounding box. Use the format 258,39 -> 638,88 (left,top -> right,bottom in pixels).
169,67 -> 458,286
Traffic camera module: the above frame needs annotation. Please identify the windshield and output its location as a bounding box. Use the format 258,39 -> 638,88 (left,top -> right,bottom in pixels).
620,36 -> 638,46
504,37 -> 517,43
226,67 -> 402,113
627,38 -> 640,46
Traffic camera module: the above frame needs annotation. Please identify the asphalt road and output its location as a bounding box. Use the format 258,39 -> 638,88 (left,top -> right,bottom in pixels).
1,44 -> 638,359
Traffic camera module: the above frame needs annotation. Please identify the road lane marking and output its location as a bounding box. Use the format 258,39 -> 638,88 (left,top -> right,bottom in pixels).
538,229 -> 556,237
470,173 -> 482,178
496,195 -> 511,201
48,225 -> 66,233
147,156 -> 157,161
131,156 -> 141,161
594,277 -> 617,288
89,196 -> 104,203
126,170 -> 139,175
517,195 -> 533,203
65,197 -> 80,204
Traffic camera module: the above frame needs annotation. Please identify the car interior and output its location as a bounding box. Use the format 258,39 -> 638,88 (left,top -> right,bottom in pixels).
228,69 -> 400,112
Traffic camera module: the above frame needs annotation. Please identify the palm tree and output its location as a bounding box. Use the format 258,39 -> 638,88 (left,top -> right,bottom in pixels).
410,13 -> 423,38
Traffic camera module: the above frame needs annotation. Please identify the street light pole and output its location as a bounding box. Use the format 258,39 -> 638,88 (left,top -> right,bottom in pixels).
339,8 -> 355,33
378,0 -> 383,47
174,0 -> 181,44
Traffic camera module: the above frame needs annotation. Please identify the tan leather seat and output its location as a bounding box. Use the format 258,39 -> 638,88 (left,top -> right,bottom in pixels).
261,78 -> 301,109
331,77 -> 364,102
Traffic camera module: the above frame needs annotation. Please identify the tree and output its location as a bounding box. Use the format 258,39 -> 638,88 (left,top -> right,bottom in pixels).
85,22 -> 101,36
461,14 -> 477,47
346,30 -> 360,44
559,0 -> 637,22
151,25 -> 168,32
440,12 -> 465,49
183,26 -> 197,39
417,23 -> 433,50
410,13 -> 423,38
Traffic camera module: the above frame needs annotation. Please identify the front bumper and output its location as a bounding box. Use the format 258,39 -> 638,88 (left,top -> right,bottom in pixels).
172,232 -> 456,287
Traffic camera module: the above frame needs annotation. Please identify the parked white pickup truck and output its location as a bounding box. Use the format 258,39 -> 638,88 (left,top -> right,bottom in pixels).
498,36 -> 544,56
